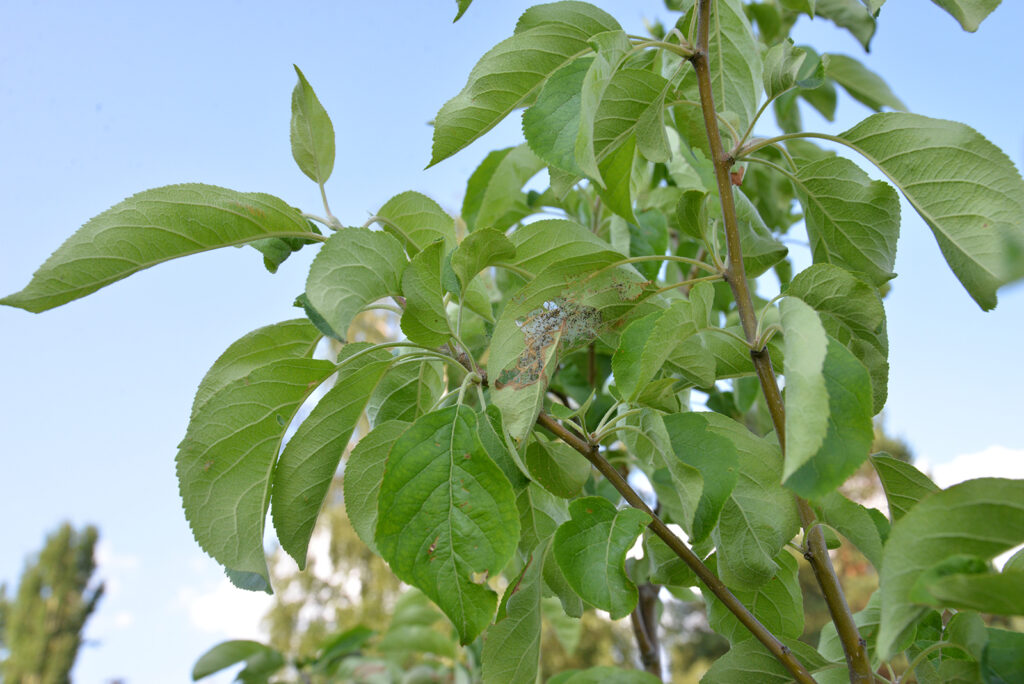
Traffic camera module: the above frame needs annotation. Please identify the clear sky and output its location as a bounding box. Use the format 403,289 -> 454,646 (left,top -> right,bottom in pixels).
1,1 -> 1022,682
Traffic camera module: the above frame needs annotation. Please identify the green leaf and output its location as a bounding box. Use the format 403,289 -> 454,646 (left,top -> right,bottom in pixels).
929,0 -> 1002,32
544,542 -> 584,618
914,567 -> 1024,615
450,228 -> 517,294
678,0 -> 763,137
290,66 -> 335,185
869,453 -> 940,522
781,0 -> 816,15
700,637 -> 832,683
374,191 -> 456,254
817,492 -> 885,569
192,640 -> 284,681
982,628 -> 1024,684
814,0 -> 876,50
640,531 -> 697,588
524,437 -> 591,499
489,251 -> 649,440
1004,547 -> 1024,574
343,420 -> 410,554
762,40 -> 809,102
177,358 -> 334,587
1,184 -> 320,313
669,412 -> 799,589
517,482 -> 570,552
734,188 -> 788,277
627,209 -> 669,280
876,478 -> 1024,660
375,406 -> 519,644
365,355 -> 445,426
791,154 -> 901,287
190,319 -> 321,418
612,298 -> 703,401
576,30 -> 632,184
704,550 -> 804,644
523,57 -> 590,177
780,297 -> 829,473
430,1 -> 620,166
400,241 -> 453,346
481,544 -> 545,684
840,112 -> 1024,310
595,136 -> 638,222
304,227 -> 406,340
271,344 -> 395,567
249,228 -> 322,275
664,412 -> 739,543
507,218 -> 612,275
622,410 -> 701,526
781,298 -> 874,499
692,324 -> 783,384
524,58 -> 668,185
453,0 -> 472,21
553,497 -> 651,619
823,54 -> 906,112
634,72 -> 673,164
462,145 -> 546,232
786,263 -> 889,413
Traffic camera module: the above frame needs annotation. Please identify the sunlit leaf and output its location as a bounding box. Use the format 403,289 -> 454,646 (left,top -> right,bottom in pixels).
290,66 -> 335,185
374,191 -> 456,254
840,113 -> 1024,310
781,298 -> 874,499
272,344 -> 395,567
450,228 -> 517,293
823,53 -> 906,112
791,155 -> 900,287
430,1 -> 620,165
190,319 -> 321,418
400,241 -> 453,346
177,358 -> 334,587
462,145 -> 546,232
2,184 -> 320,313
786,263 -> 889,413
304,227 -> 407,340
376,406 -> 519,643
700,636 -> 833,683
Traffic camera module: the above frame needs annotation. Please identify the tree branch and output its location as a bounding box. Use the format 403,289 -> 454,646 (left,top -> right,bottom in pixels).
691,1 -> 871,681
631,582 -> 662,679
536,412 -> 816,683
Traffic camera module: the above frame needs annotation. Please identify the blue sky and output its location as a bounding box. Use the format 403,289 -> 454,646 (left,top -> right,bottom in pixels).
1,1 -> 1022,682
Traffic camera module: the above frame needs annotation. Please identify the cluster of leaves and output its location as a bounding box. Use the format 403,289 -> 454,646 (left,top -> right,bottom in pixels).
4,0 -> 1024,682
